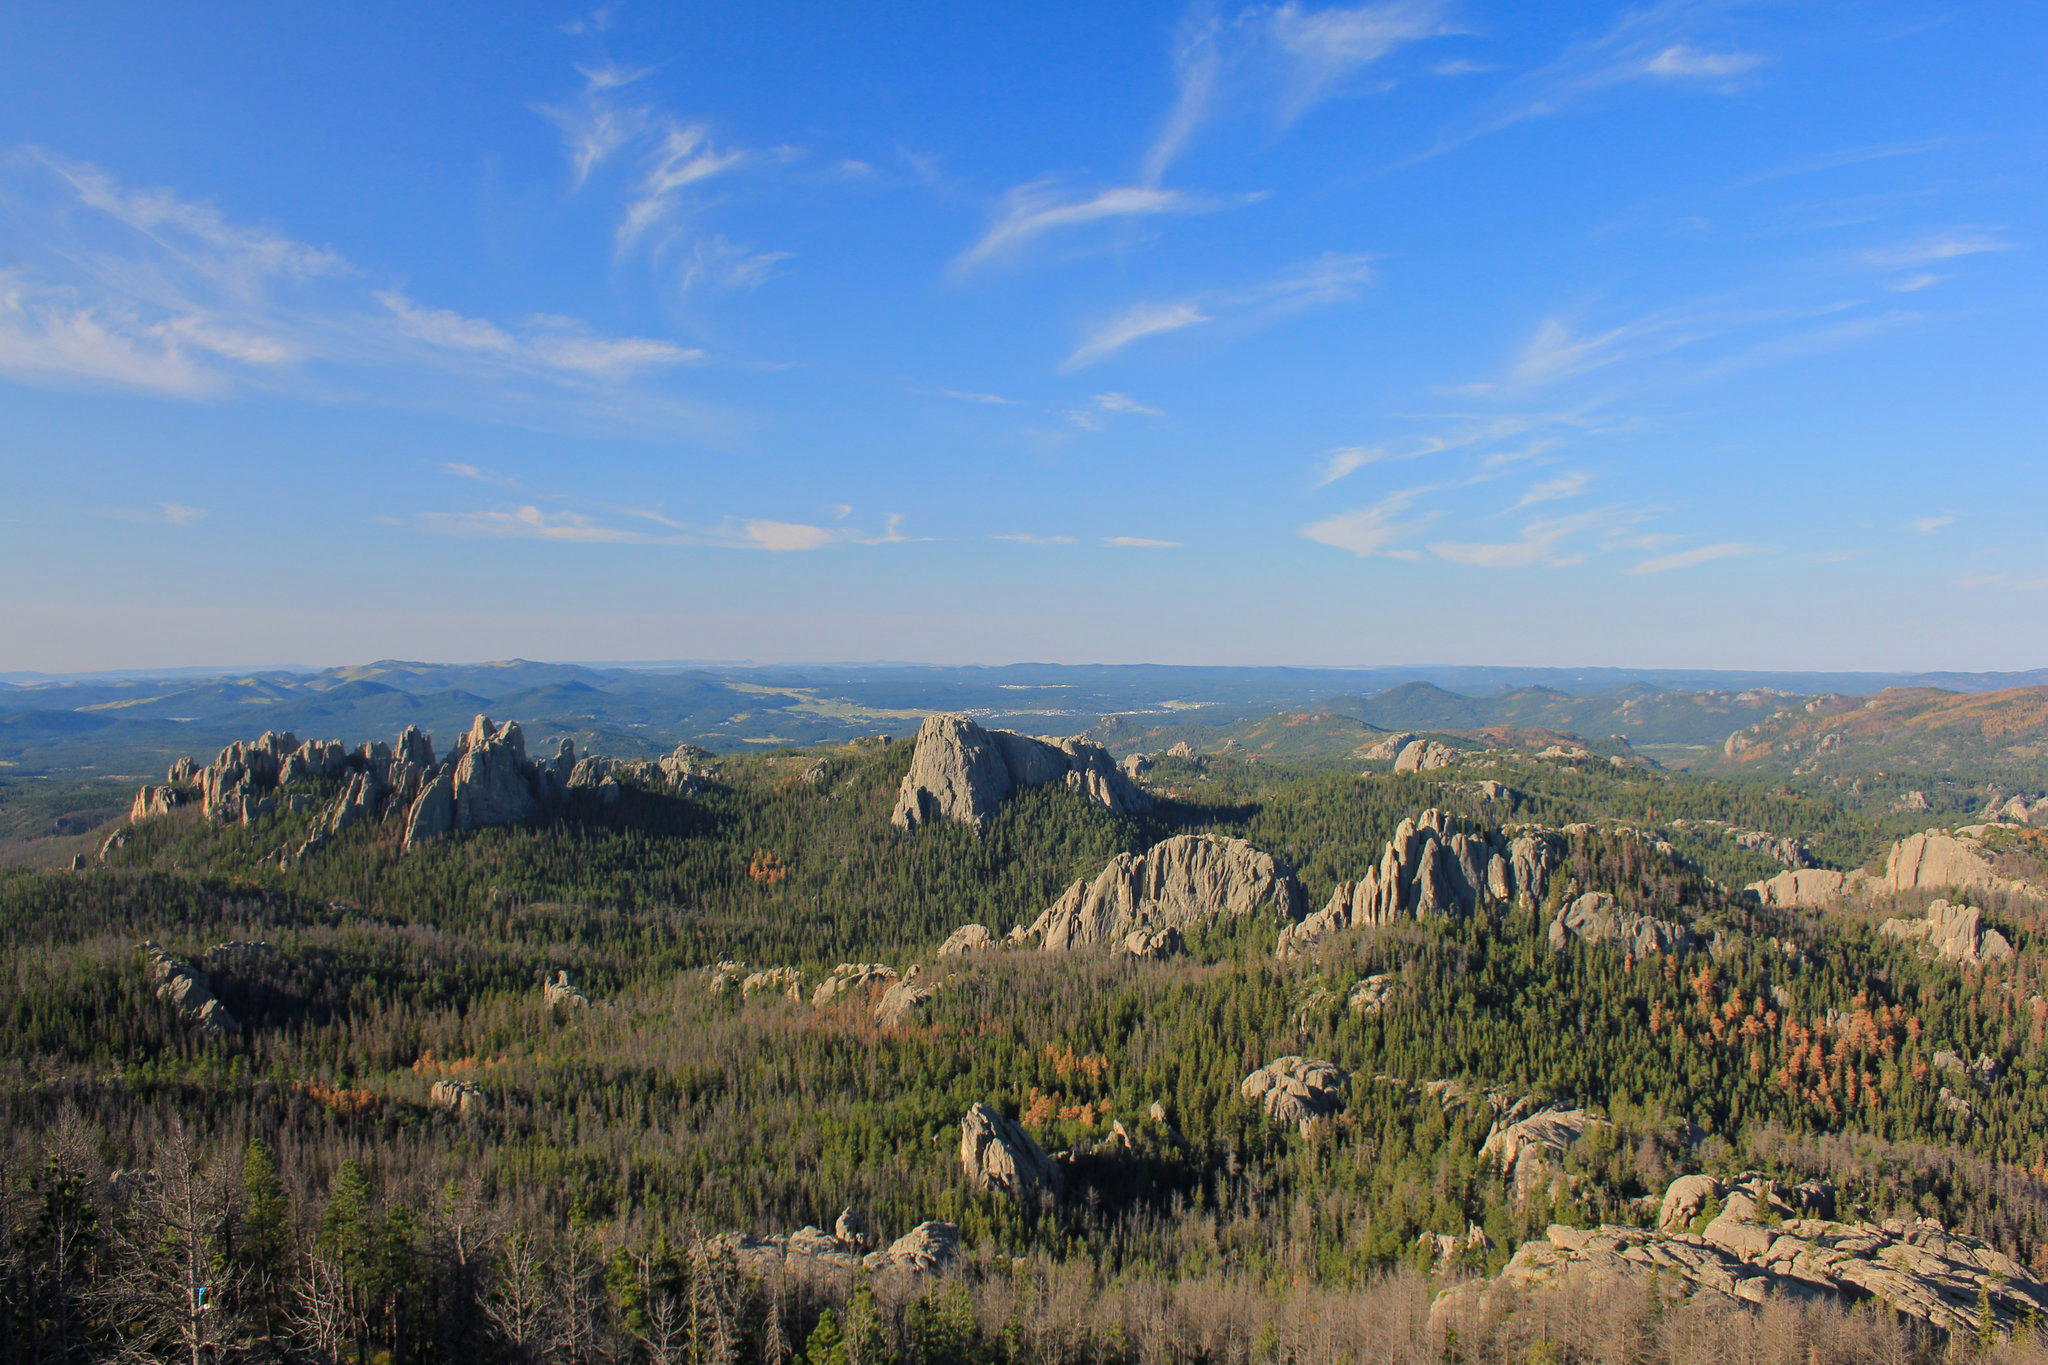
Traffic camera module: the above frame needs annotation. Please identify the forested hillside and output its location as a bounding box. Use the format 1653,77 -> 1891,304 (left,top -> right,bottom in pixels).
7,720 -> 2048,1363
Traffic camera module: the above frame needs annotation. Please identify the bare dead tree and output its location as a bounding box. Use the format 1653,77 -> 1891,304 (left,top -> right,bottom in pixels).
92,1124 -> 247,1365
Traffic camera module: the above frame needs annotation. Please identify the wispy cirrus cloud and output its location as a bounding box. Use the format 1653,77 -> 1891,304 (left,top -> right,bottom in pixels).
1299,484 -> 1444,557
1064,252 -> 1374,369
415,495 -> 913,553
1410,0 -> 1767,164
1626,540 -> 1760,574
1143,0 -> 1459,183
1313,411 -> 1577,486
1428,505 -> 1653,568
1064,302 -> 1212,370
954,183 -> 1236,276
0,151 -> 715,431
1512,470 -> 1591,509
1102,535 -> 1182,548
1858,230 -> 2010,272
1909,513 -> 1955,534
108,502 -> 209,526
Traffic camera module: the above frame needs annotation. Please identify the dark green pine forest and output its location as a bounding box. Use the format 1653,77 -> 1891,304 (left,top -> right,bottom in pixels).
7,736 -> 2048,1363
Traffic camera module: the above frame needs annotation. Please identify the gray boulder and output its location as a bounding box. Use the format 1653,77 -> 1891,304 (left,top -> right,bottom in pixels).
959,1103 -> 1063,1199
1242,1056 -> 1349,1128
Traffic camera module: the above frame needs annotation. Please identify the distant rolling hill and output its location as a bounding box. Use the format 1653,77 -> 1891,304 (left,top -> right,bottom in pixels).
1714,686 -> 2048,774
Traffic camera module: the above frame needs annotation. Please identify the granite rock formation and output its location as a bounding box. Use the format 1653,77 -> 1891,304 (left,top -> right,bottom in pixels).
1546,892 -> 1700,959
1014,834 -> 1307,952
127,715 -> 592,855
891,714 -> 1150,830
1479,1107 -> 1612,1203
1434,1172 -> 2048,1337
139,941 -> 236,1036
1242,1056 -> 1349,1128
1879,899 -> 2014,966
959,1103 -> 1063,1198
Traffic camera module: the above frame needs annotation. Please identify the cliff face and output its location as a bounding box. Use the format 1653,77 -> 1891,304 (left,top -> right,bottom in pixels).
1014,833 -> 1307,951
890,714 -> 1151,830
126,715 -> 586,854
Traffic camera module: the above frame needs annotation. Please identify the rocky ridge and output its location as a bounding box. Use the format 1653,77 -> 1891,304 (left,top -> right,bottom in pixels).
1012,833 -> 1307,952
1434,1171 -> 2048,1337
890,714 -> 1149,830
959,1103 -> 1063,1199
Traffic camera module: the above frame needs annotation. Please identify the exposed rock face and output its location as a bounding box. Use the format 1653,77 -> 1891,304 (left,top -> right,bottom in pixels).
872,977 -> 938,1026
429,1079 -> 488,1115
891,715 -> 1149,830
1886,827 -> 2037,897
138,941 -> 235,1035
741,967 -> 805,1001
813,963 -> 899,1007
1121,753 -> 1152,781
1348,973 -> 1400,1014
1547,892 -> 1699,959
1394,738 -> 1463,772
959,1103 -> 1062,1199
1434,1173 -> 2048,1337
1360,733 -> 1417,763
1115,926 -> 1184,960
543,970 -> 589,1009
1479,1107 -> 1611,1203
1279,810 -> 1567,955
937,924 -> 997,957
1015,834 -> 1307,952
834,1206 -> 879,1252
1747,867 -> 1868,909
868,1221 -> 963,1274
1879,899 -> 2014,966
1242,1056 -> 1349,1128
708,1219 -> 965,1276
129,715 -> 591,855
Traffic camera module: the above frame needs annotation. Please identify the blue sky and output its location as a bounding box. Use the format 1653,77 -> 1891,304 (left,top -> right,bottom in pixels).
1,0 -> 2043,672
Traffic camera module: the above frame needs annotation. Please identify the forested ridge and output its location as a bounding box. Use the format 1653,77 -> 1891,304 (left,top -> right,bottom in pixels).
8,732 -> 2048,1362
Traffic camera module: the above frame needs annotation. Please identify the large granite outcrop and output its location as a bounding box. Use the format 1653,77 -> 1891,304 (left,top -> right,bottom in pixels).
891,714 -> 1150,830
1433,1172 -> 2048,1337
1280,811 -> 1556,955
128,715 -> 593,855
1282,811 -> 1698,956
1749,824 -> 2046,909
1879,899 -> 2014,966
139,941 -> 236,1036
1013,834 -> 1307,951
707,1218 -> 965,1277
1546,892 -> 1699,959
959,1103 -> 1063,1199
1479,1107 -> 1612,1203
1243,1056 -> 1349,1128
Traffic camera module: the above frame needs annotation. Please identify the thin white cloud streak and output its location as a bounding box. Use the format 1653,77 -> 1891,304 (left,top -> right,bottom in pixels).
1859,231 -> 2010,271
1064,302 -> 1211,370
1642,44 -> 1763,78
414,499 -> 913,553
1627,540 -> 1760,574
1428,505 -> 1653,568
1141,8 -> 1226,186
1909,514 -> 1955,534
992,533 -> 1078,545
1313,413 -> 1570,486
1066,253 -> 1374,370
1102,535 -> 1182,548
921,387 -> 1019,405
0,153 -> 727,434
1299,485 -> 1442,556
108,502 -> 209,526
1141,0 -> 1457,183
1408,0 -> 1766,165
1269,0 -> 1461,122
1512,470 -> 1590,509
616,123 -> 750,253
1735,138 -> 1945,188
955,183 -> 1230,275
